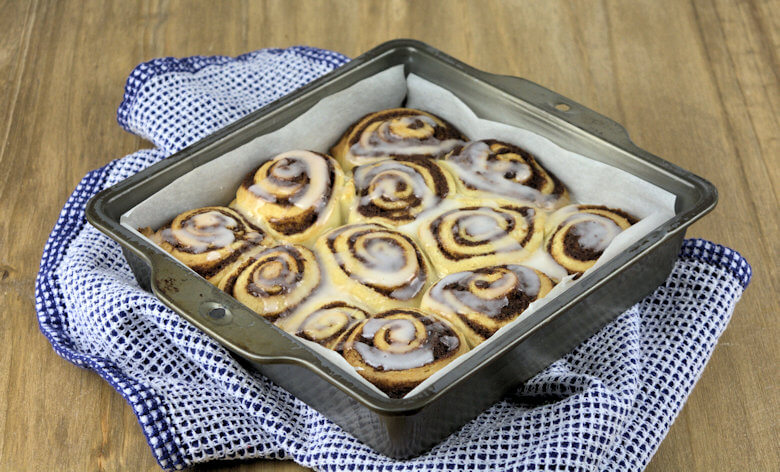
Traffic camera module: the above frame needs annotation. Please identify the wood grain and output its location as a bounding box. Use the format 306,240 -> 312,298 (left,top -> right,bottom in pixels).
0,1 -> 776,470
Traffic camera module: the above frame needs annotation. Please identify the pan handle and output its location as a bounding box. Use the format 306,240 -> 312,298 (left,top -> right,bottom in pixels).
476,71 -> 719,217
477,72 -> 637,149
147,253 -> 406,409
148,253 -> 321,365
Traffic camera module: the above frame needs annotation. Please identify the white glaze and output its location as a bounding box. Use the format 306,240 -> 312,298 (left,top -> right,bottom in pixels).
521,249 -> 569,281
429,265 -> 541,317
354,342 -> 434,371
446,141 -> 559,208
457,213 -> 505,240
439,206 -> 532,254
161,210 -> 238,253
299,308 -> 353,339
328,226 -> 426,300
355,318 -> 434,370
248,150 -> 331,211
350,114 -> 464,158
569,216 -> 623,252
355,161 -> 440,215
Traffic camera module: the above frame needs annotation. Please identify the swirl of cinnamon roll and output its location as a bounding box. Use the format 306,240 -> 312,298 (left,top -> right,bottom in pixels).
150,206 -> 273,286
346,156 -> 455,226
217,244 -> 321,321
442,140 -> 568,209
315,223 -> 430,310
341,308 -> 469,398
421,265 -> 555,347
417,202 -> 545,276
329,108 -> 467,171
233,150 -> 345,245
545,204 -> 638,275
279,301 -> 369,351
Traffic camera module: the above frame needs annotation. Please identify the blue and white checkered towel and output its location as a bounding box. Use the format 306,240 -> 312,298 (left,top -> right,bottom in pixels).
35,47 -> 752,472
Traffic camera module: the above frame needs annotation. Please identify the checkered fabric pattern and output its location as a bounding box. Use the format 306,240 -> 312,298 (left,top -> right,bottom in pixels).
35,47 -> 752,471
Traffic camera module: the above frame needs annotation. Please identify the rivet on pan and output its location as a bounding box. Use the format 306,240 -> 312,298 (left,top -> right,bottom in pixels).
199,301 -> 232,325
208,307 -> 226,320
555,103 -> 571,112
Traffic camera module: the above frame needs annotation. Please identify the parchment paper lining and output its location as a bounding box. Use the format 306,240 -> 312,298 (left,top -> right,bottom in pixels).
121,65 -> 676,399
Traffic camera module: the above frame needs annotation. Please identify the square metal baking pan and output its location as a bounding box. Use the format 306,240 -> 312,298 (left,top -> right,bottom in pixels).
86,39 -> 717,458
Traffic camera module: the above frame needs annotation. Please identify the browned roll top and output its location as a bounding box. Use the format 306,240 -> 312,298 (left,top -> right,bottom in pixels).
352,156 -> 453,224
422,265 -> 555,346
218,244 -> 321,321
154,206 -> 272,283
430,205 -> 539,261
330,108 -> 467,170
545,204 -> 638,275
443,139 -> 567,208
341,308 -> 468,397
233,150 -> 344,243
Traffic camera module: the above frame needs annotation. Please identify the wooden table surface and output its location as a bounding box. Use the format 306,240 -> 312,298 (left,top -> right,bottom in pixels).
1,1 -> 777,470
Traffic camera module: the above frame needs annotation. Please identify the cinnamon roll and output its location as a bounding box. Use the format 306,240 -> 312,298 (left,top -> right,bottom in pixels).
278,301 -> 369,351
150,206 -> 273,286
341,308 -> 469,398
329,108 -> 467,171
346,156 -> 455,227
233,150 -> 346,245
442,140 -> 568,209
421,265 -> 555,347
545,204 -> 638,275
417,202 -> 545,276
315,223 -> 430,311
217,244 -> 321,321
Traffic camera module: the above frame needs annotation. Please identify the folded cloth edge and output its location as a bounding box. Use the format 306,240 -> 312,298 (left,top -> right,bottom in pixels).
116,46 -> 349,135
36,160 -> 188,469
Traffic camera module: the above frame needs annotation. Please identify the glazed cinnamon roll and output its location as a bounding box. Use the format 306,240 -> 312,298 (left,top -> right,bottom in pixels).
150,206 -> 273,286
442,140 -> 568,209
233,150 -> 346,245
545,205 -> 638,275
417,202 -> 545,276
278,301 -> 369,351
315,223 -> 430,311
341,308 -> 469,398
346,156 -> 456,227
330,108 -> 467,171
217,244 -> 321,321
421,265 -> 555,347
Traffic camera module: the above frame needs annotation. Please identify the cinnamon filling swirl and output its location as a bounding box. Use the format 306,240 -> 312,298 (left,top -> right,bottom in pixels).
330,108 -> 466,170
218,244 -> 321,321
443,140 -> 567,208
422,265 -> 555,345
419,203 -> 546,277
342,308 -> 468,397
234,150 -> 344,242
352,156 -> 453,225
430,206 -> 539,260
546,205 -> 638,275
321,224 -> 428,301
153,206 -> 272,283
293,302 -> 369,350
